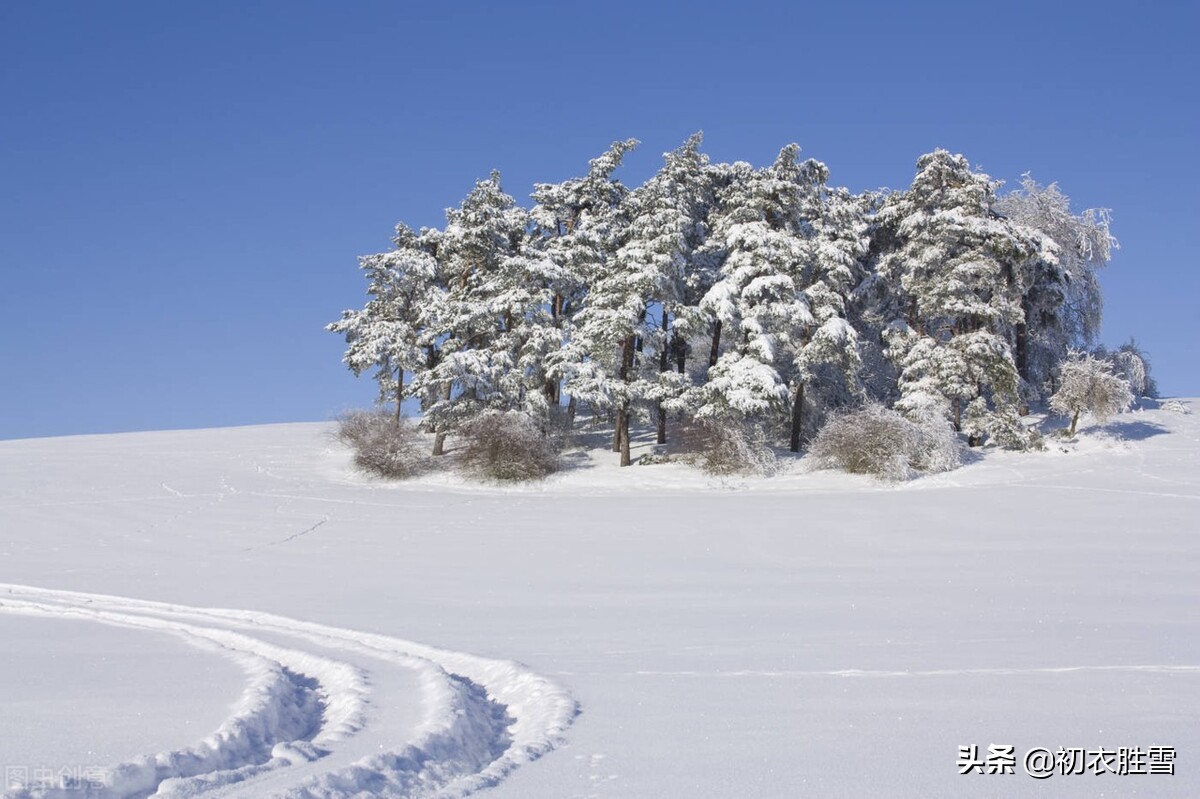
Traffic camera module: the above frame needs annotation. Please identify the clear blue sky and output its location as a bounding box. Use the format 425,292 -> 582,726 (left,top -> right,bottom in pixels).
2,1 -> 1196,440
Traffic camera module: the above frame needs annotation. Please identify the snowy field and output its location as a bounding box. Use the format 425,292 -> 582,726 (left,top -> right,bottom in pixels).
1,401 -> 1197,798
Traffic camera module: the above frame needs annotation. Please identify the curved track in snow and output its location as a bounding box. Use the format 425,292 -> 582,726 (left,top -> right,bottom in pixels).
0,583 -> 577,799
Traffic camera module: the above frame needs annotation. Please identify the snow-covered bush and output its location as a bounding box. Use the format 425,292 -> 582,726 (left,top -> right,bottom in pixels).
676,418 -> 778,476
1160,399 -> 1191,415
1050,352 -> 1134,435
809,403 -> 961,480
1107,339 -> 1158,398
458,410 -> 561,482
910,411 -> 965,473
337,410 -> 429,479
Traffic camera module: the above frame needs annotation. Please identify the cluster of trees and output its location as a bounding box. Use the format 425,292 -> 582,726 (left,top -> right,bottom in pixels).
330,135 -> 1125,466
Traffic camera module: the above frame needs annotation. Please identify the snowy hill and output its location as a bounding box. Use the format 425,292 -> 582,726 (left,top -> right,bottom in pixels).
1,401 -> 1197,797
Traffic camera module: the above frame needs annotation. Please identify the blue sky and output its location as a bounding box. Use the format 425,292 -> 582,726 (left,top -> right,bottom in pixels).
2,0 -> 1196,440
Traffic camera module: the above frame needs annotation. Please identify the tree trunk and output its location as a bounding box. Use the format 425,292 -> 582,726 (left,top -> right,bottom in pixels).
567,395 -> 577,424
708,320 -> 722,367
619,403 -> 631,466
395,369 -> 404,428
432,382 -> 452,456
657,306 -> 669,445
1014,315 -> 1032,415
952,399 -> 962,432
618,334 -> 636,464
789,381 -> 805,453
1070,410 -> 1079,436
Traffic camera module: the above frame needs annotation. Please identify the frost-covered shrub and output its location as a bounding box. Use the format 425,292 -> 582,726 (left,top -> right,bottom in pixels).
458,410 -> 561,482
1050,352 -> 1134,435
910,412 -> 964,473
809,403 -> 960,480
677,418 -> 778,476
336,410 -> 428,479
1160,399 -> 1191,415
1108,340 -> 1158,398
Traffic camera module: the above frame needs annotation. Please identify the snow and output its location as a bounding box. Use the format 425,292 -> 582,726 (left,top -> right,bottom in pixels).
0,615 -> 244,771
1,402 -> 1198,797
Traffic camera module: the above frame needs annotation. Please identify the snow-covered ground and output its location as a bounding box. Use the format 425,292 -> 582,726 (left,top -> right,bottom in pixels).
1,401 -> 1197,797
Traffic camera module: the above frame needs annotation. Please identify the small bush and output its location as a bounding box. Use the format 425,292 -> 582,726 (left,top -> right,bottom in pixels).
677,418 -> 778,476
336,409 -> 429,479
809,403 -> 961,480
458,410 -> 561,482
1160,399 -> 1191,415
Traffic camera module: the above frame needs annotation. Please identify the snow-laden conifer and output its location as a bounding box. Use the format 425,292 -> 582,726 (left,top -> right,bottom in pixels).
695,146 -> 819,430
328,223 -> 441,424
878,150 -> 1048,446
617,133 -> 716,444
416,172 -> 541,452
531,139 -> 639,419
788,186 -> 870,450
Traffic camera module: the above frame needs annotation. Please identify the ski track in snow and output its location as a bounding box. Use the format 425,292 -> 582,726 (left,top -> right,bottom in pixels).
0,584 -> 577,799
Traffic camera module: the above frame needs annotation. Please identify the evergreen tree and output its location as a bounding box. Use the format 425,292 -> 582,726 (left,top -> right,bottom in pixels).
788,186 -> 869,450
616,133 -> 716,444
548,142 -> 654,466
416,172 -> 533,453
531,139 -> 639,424
695,146 -> 818,430
328,223 -> 440,425
878,150 -> 1047,446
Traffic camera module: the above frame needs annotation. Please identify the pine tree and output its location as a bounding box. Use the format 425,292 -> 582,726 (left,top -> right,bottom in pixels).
878,150 -> 1045,446
617,133 -> 716,444
417,172 -> 533,453
328,223 -> 440,425
531,139 -> 639,426
788,186 -> 869,450
695,145 -> 818,430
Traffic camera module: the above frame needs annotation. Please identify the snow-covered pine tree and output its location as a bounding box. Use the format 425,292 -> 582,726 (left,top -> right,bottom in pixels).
328,223 -> 441,425
616,133 -> 716,444
878,150 -> 1046,447
551,142 -> 665,466
695,145 -> 817,435
531,139 -> 639,426
416,171 -> 536,454
789,185 -> 870,450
